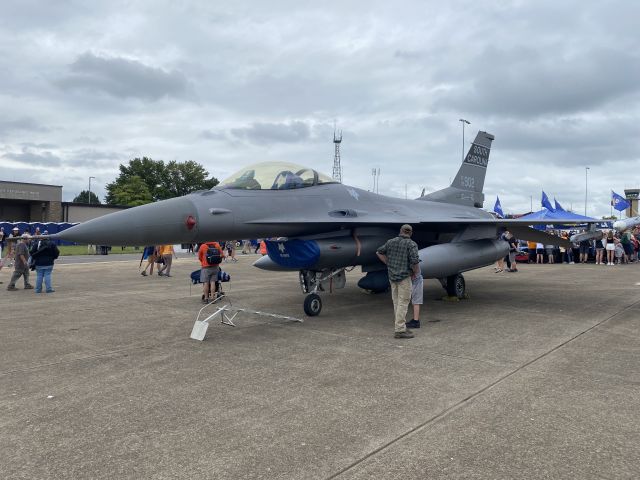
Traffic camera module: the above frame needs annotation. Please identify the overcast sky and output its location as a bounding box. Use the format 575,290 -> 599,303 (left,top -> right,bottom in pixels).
1,1 -> 639,217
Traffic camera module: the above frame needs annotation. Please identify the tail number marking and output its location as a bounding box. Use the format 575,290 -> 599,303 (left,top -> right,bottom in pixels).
460,176 -> 475,189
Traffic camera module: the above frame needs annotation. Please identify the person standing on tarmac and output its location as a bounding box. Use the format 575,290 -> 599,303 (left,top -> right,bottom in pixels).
376,224 -> 420,339
198,240 -> 223,303
29,237 -> 59,293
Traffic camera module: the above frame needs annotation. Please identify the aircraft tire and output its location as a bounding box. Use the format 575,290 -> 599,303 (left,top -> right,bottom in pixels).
446,274 -> 465,299
304,293 -> 322,316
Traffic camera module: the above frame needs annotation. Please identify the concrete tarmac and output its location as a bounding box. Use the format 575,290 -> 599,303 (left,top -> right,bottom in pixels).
1,254 -> 639,479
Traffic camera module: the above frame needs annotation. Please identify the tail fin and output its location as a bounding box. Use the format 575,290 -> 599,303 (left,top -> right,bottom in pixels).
422,131 -> 494,208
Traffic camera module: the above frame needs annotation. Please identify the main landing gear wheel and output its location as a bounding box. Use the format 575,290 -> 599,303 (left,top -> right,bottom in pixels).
303,293 -> 322,316
446,273 -> 466,299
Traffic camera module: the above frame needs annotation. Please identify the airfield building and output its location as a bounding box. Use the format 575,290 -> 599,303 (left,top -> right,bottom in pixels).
624,188 -> 639,217
0,180 -> 127,223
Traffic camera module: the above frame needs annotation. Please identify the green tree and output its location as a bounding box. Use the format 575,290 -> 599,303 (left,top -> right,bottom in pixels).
72,190 -> 101,204
105,157 -> 218,204
160,160 -> 219,198
110,176 -> 153,206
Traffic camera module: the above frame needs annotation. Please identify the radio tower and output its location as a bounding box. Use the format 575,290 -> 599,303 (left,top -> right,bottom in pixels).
332,128 -> 343,183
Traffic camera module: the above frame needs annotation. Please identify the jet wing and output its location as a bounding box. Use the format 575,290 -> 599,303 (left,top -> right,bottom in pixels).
506,226 -> 572,248
246,214 -> 593,248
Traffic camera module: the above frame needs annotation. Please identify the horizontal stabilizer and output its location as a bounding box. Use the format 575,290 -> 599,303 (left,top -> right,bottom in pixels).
508,226 -> 571,248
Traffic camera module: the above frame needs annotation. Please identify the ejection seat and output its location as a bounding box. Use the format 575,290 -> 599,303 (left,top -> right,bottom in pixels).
271,171 -> 304,190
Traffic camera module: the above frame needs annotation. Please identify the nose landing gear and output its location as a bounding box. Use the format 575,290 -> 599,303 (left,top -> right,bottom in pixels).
303,293 -> 322,316
299,268 -> 347,316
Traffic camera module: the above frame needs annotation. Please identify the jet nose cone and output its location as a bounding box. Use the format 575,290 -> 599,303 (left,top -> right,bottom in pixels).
57,197 -> 198,245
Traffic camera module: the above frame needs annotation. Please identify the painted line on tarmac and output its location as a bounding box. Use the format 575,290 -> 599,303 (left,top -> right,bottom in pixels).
56,260 -> 138,267
325,297 -> 640,480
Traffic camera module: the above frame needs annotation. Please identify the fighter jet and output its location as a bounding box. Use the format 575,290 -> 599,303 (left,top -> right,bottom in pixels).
57,131 -> 597,316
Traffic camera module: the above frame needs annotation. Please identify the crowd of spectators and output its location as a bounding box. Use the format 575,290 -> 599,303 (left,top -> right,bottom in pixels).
519,227 -> 640,265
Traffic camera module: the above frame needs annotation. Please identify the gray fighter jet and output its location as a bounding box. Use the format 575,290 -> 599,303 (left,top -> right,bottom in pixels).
57,131 -> 593,316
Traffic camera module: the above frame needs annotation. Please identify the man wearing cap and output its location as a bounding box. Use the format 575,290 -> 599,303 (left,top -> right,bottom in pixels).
376,224 -> 420,339
7,233 -> 33,291
2,227 -> 21,268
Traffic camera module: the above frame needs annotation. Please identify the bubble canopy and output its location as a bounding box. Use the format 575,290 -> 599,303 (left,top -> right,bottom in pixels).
219,162 -> 337,190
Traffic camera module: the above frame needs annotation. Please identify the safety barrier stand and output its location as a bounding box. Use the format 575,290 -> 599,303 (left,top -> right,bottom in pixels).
190,295 -> 303,341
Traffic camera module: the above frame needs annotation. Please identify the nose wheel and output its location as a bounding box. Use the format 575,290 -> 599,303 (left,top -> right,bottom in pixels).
304,293 -> 322,316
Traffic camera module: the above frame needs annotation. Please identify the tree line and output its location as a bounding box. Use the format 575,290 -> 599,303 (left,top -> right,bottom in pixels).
72,157 -> 219,206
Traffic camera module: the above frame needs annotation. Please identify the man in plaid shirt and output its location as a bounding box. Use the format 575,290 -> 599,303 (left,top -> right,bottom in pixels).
376,224 -> 420,338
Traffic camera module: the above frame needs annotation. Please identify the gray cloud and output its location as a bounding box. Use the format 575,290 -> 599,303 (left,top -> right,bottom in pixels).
199,130 -> 227,141
3,149 -> 62,167
0,117 -> 49,135
231,121 -> 311,145
20,142 -> 57,149
56,52 -> 188,101
65,148 -> 125,167
435,48 -> 640,118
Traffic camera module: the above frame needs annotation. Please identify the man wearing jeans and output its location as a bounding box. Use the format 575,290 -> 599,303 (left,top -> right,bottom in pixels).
30,238 -> 59,293
376,224 -> 420,339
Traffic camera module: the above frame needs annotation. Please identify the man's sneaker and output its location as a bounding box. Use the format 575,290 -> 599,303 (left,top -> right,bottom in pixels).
406,319 -> 421,329
46,289 -> 55,293
394,329 -> 414,339
141,271 -> 147,276
7,285 -> 18,291
24,284 -> 34,290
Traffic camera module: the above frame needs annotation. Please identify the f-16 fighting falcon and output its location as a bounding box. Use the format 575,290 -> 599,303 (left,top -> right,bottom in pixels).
56,131 -> 601,316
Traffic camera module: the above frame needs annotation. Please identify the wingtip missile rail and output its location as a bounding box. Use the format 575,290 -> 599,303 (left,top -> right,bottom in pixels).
570,230 -> 604,244
613,216 -> 640,232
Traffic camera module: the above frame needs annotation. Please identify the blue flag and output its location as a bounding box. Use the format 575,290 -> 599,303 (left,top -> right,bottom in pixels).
493,196 -> 504,218
611,191 -> 630,212
541,191 -> 555,211
554,198 -> 566,211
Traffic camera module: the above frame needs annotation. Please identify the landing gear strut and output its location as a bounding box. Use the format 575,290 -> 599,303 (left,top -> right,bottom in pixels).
298,268 -> 347,316
443,273 -> 466,299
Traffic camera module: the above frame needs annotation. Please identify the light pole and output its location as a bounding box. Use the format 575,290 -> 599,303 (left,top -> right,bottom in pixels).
88,176 -> 95,205
584,167 -> 589,216
459,118 -> 470,161
530,195 -> 533,212
373,168 -> 380,193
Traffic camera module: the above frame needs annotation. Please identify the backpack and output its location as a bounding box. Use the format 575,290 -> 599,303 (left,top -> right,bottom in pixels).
52,244 -> 60,260
205,245 -> 222,265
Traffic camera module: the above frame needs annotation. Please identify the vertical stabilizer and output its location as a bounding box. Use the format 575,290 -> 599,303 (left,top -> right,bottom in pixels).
422,131 -> 494,208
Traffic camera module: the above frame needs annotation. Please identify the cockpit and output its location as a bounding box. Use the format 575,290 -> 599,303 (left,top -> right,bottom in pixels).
219,161 -> 338,190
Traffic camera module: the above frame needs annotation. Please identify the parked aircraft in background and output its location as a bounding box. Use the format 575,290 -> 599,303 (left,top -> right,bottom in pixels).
57,131 -> 601,316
